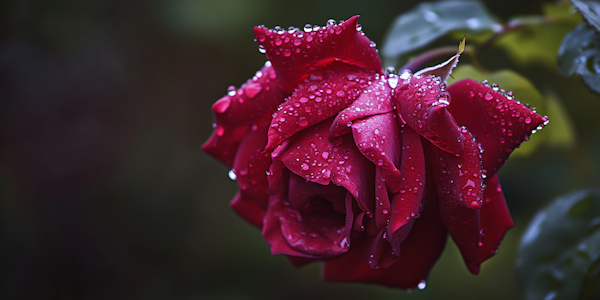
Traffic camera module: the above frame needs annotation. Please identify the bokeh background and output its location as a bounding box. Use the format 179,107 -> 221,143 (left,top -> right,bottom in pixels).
1,0 -> 599,299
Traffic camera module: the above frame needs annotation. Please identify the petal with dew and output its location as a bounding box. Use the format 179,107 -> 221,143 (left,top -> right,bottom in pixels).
446,79 -> 547,178
254,16 -> 382,93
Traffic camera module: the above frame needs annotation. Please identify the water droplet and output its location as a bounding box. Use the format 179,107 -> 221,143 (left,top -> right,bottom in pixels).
388,76 -> 399,89
466,18 -> 480,29
335,26 -> 343,34
244,83 -> 262,99
356,24 -> 362,31
228,169 -> 237,180
301,163 -> 309,171
423,10 -> 438,22
227,85 -> 236,96
299,117 -> 308,126
417,280 -> 426,290
283,49 -> 291,57
525,117 -> 532,124
382,209 -> 389,215
304,24 -> 312,32
293,39 -> 302,46
213,97 -> 231,113
327,19 -> 336,26
258,45 -> 266,54
484,92 -> 493,100
336,90 -> 346,97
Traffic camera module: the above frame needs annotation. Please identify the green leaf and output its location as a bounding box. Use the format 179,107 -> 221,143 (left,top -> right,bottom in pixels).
558,22 -> 600,94
517,189 -> 600,300
382,1 -> 500,62
448,65 -> 576,156
571,0 -> 600,31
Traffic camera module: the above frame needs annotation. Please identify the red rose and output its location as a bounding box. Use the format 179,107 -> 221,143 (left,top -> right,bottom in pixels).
202,16 -> 547,289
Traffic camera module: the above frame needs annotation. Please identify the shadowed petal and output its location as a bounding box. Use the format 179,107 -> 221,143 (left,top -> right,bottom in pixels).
266,65 -> 376,151
230,124 -> 270,226
323,194 -> 447,289
395,75 -> 464,154
446,79 -> 548,178
277,118 -> 375,217
350,112 -> 402,193
428,131 -> 484,263
254,16 -> 382,93
386,128 -> 426,254
465,174 -> 514,274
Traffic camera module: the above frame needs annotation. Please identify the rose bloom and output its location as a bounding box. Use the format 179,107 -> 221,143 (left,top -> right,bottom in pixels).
203,16 -> 547,289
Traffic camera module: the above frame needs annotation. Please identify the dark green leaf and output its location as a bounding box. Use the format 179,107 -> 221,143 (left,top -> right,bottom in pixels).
382,1 -> 500,63
571,0 -> 600,31
517,189 -> 600,300
558,23 -> 600,94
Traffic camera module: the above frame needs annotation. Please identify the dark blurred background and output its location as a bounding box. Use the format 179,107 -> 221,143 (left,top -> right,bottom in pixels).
1,0 -> 599,299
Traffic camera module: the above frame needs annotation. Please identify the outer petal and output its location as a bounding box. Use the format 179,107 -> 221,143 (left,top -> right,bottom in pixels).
230,124 -> 270,227
465,174 -> 514,274
323,194 -> 447,289
266,65 -> 375,151
395,75 -> 464,154
330,76 -> 396,138
254,15 -> 382,93
427,131 -> 484,265
386,127 -> 426,254
202,64 -> 285,166
350,112 -> 402,193
277,118 -> 375,217
446,79 -> 547,177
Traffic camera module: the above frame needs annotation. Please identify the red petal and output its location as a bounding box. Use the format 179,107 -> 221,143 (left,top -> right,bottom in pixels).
263,172 -> 353,258
203,64 -> 287,166
212,64 -> 286,128
330,77 -> 396,138
465,174 -> 514,274
446,79 -> 547,177
254,16 -> 382,93
428,131 -> 485,263
266,65 -> 376,151
350,112 -> 402,193
386,127 -> 426,254
230,192 -> 264,228
323,194 -> 447,289
396,75 -> 464,154
374,167 -> 392,231
277,118 -> 375,216
233,124 -> 270,209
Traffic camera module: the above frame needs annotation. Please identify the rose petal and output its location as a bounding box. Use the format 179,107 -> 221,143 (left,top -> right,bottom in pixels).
213,64 -> 286,128
446,79 -> 547,177
465,174 -> 514,274
330,77 -> 396,138
323,194 -> 447,289
277,118 -> 375,217
203,64 -> 286,166
395,75 -> 464,154
386,127 -> 426,254
266,65 -> 376,151
374,167 -> 392,231
202,124 -> 248,168
427,131 -> 484,262
230,125 -> 270,226
350,113 -> 402,193
230,192 -> 264,228
254,15 -> 382,93
233,124 -> 270,208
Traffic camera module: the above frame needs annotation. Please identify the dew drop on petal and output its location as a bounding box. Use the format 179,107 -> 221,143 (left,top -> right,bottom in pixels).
484,92 -> 493,101
228,169 -> 237,180
258,45 -> 266,54
301,163 -> 309,171
299,117 -> 308,127
417,280 -> 426,290
525,117 -> 532,124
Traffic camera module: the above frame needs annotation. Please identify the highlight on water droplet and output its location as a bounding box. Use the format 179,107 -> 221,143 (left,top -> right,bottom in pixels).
228,169 -> 237,180
258,45 -> 266,54
417,280 -> 426,290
